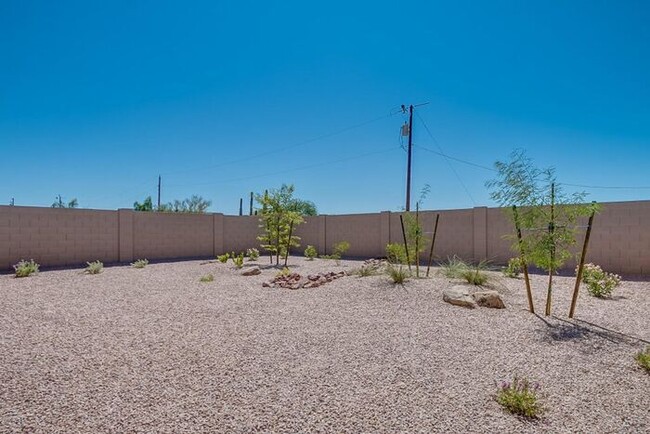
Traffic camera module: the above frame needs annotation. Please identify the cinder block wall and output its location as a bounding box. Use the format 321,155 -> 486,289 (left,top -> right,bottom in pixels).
1,201 -> 648,275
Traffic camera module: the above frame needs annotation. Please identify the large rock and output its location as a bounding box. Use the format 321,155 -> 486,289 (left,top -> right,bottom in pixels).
443,286 -> 477,309
472,290 -> 505,309
241,266 -> 261,276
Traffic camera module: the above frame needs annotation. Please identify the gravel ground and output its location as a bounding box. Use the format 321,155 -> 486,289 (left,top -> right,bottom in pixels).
1,257 -> 648,433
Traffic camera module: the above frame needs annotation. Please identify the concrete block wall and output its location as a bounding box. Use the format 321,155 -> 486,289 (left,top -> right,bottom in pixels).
1,201 -> 648,275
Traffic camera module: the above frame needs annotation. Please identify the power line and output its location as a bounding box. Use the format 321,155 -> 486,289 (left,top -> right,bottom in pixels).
166,147 -> 398,188
415,112 -> 478,205
161,112 -> 396,176
559,182 -> 650,190
414,145 -> 497,172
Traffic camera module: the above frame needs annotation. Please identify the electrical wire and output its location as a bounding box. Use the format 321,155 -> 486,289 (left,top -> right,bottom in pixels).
161,112 -> 396,176
558,182 -> 650,190
166,146 -> 398,188
415,111 -> 479,204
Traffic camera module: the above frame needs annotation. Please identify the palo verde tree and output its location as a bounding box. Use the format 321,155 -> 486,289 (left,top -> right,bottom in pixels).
486,150 -> 599,316
256,184 -> 305,266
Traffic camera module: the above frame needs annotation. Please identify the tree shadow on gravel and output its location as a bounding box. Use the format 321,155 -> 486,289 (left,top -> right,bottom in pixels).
533,314 -> 625,345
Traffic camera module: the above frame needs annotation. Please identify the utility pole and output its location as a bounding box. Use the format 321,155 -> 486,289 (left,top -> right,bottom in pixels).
157,175 -> 161,211
249,192 -> 253,216
404,104 -> 414,211
239,198 -> 243,216
401,102 -> 429,212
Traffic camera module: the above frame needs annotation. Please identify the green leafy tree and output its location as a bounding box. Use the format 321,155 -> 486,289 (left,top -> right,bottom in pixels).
257,185 -> 305,265
486,149 -> 599,315
134,196 -> 154,211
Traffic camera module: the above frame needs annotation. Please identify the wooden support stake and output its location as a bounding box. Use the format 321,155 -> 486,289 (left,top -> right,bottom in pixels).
399,214 -> 412,272
284,219 -> 294,268
513,206 -> 534,314
545,183 -> 556,316
415,204 -> 420,277
569,209 -> 595,318
426,213 -> 440,277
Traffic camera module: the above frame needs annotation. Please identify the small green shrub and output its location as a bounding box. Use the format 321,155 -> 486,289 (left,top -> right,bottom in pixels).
439,256 -> 468,279
333,240 -> 350,258
85,260 -> 104,275
387,265 -> 409,285
246,248 -> 260,261
304,245 -> 318,260
579,263 -> 621,298
635,347 -> 650,373
495,376 -> 543,419
199,274 -> 214,283
13,259 -> 39,278
276,267 -> 291,278
217,253 -> 230,263
386,243 -> 407,265
131,259 -> 149,269
503,257 -> 522,278
232,253 -> 244,269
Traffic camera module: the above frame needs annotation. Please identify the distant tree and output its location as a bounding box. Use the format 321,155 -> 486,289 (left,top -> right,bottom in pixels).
288,198 -> 317,216
134,194 -> 211,213
52,195 -> 78,208
134,196 -> 154,212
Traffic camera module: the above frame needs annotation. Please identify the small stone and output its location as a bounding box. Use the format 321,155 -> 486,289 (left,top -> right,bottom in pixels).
241,266 -> 261,276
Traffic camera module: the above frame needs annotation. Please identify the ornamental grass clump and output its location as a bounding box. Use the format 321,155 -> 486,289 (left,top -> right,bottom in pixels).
579,263 -> 621,298
199,274 -> 214,283
232,252 -> 245,269
217,253 -> 230,263
14,259 -> 39,278
387,265 -> 409,285
131,259 -> 149,269
635,347 -> 650,373
85,260 -> 104,275
495,376 -> 543,419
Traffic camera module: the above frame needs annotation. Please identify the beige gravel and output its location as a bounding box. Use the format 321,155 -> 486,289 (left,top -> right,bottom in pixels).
1,257 -> 648,433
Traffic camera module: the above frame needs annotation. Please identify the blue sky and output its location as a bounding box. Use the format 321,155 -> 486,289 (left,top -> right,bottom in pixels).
1,0 -> 649,214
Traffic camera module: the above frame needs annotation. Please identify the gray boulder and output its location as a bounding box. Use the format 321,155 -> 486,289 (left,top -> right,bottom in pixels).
443,286 -> 477,309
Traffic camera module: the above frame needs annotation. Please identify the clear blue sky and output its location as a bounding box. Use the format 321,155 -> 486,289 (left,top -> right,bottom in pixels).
1,0 -> 649,214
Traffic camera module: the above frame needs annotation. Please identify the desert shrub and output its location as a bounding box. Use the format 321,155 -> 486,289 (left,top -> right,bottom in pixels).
635,347 -> 650,373
85,260 -> 104,275
333,240 -> 350,258
579,263 -> 621,298
232,253 -> 245,269
199,274 -> 214,283
387,265 -> 409,284
276,267 -> 291,278
131,259 -> 149,269
503,257 -> 522,278
462,260 -> 492,286
246,248 -> 260,261
386,243 -> 407,265
357,265 -> 379,277
439,256 -> 468,279
304,245 -> 318,260
14,259 -> 39,278
217,253 -> 230,263
495,376 -> 543,419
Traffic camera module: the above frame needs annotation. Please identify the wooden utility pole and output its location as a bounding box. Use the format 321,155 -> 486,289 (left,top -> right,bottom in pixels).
405,104 -> 414,211
157,175 -> 161,211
